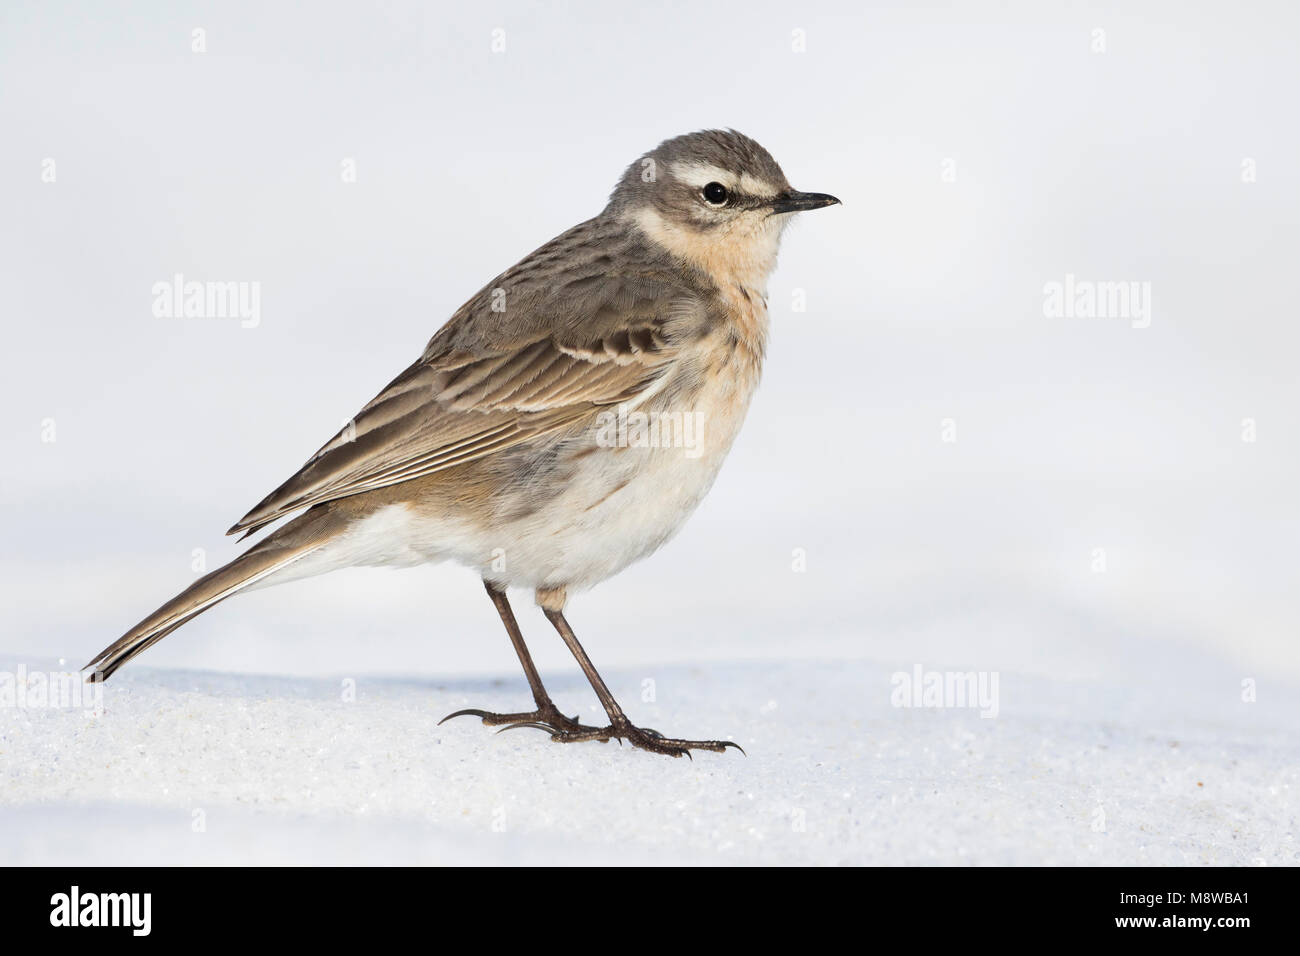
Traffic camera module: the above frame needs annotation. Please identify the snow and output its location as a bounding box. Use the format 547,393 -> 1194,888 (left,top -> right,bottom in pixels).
3,652 -> 1296,866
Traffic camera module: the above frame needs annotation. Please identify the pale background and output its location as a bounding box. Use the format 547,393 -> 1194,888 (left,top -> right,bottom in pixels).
2,0 -> 1297,865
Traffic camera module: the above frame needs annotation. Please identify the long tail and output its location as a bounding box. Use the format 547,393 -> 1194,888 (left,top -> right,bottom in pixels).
84,506 -> 344,681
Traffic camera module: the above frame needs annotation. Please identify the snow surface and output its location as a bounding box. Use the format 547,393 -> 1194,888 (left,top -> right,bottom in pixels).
3,652 -> 1296,866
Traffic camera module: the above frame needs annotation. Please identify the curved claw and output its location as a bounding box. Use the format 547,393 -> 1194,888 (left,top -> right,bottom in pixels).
438,708 -> 494,726
720,740 -> 747,756
495,721 -> 559,735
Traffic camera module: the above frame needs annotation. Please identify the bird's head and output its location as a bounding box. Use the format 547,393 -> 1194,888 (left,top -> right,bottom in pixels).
607,129 -> 839,290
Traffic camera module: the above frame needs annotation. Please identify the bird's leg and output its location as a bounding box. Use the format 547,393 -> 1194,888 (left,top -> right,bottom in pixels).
538,603 -> 743,759
439,582 -> 596,734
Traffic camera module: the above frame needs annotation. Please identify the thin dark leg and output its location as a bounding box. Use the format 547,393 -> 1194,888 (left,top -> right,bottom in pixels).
486,582 -> 553,712
438,583 -> 595,734
541,607 -> 743,758
542,608 -> 627,722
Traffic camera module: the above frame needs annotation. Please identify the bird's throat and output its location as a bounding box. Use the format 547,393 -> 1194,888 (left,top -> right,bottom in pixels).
626,206 -> 783,298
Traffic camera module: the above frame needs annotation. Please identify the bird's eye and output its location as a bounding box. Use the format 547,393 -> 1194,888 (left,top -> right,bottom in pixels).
702,182 -> 729,205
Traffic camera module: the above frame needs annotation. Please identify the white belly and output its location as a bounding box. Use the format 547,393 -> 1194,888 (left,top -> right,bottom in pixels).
268,306 -> 768,594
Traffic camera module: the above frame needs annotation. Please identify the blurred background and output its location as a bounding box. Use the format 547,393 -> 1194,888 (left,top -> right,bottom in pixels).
3,0 -> 1297,699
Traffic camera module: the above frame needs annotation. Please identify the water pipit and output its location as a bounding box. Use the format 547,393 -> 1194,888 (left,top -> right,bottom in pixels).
87,129 -> 839,757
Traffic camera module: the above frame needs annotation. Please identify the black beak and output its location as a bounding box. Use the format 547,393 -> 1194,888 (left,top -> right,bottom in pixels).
768,190 -> 841,215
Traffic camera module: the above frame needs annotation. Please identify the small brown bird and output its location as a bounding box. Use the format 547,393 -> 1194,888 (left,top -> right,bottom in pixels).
86,129 -> 839,757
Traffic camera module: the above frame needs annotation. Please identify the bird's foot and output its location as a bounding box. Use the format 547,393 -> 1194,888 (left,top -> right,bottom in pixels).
529,717 -> 745,759
438,703 -> 595,735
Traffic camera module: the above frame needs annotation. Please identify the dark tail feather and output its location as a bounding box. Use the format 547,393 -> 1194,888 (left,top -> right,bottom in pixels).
85,507 -> 342,681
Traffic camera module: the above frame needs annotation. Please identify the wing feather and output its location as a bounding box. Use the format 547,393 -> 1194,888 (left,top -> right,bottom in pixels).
227,257 -> 709,538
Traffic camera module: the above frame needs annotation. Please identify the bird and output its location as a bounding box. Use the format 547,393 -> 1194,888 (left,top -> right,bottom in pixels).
85,129 -> 840,757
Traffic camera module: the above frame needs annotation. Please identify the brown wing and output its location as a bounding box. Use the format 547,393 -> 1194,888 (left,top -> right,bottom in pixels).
227,264 -> 708,538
